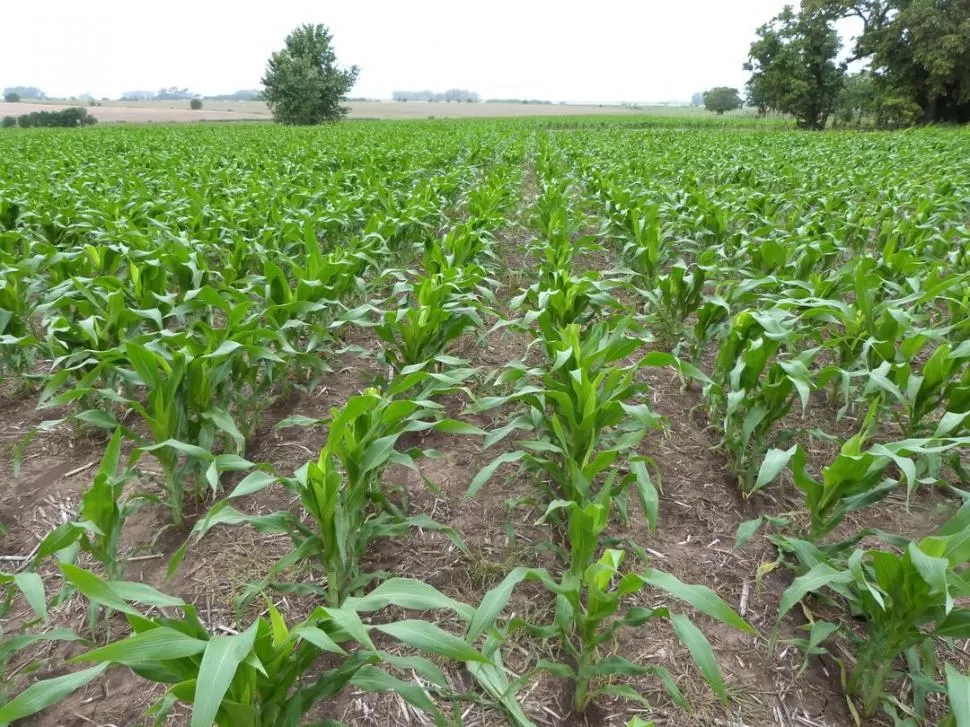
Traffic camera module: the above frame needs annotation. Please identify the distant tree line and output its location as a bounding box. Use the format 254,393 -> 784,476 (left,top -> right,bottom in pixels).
392,89 -> 480,103
486,98 -> 553,105
744,1 -> 970,128
120,87 -> 253,102
3,86 -> 46,101
2,107 -> 97,129
203,89 -> 263,102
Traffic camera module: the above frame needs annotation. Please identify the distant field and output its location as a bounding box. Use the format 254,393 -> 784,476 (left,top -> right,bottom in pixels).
0,100 -> 268,123
0,98 -> 758,123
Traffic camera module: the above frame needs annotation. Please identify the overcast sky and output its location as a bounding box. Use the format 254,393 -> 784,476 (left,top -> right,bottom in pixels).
3,0 -> 804,103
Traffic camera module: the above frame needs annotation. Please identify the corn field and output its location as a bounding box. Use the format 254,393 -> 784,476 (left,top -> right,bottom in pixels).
1,119 -> 970,726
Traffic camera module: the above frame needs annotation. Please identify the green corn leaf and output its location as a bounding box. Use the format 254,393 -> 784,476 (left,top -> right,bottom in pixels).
778,562 -> 855,620
344,578 -> 474,621
0,627 -> 82,665
735,517 -> 764,549
229,470 -> 278,498
59,563 -> 140,617
430,419 -> 486,436
202,408 -> 245,452
140,439 -> 213,461
467,450 -> 526,498
945,663 -> 970,727
291,626 -> 347,655
0,663 -> 108,724
376,620 -> 489,664
639,568 -> 753,633
191,622 -> 258,727
74,627 -> 208,665
754,446 -> 797,494
468,567 -> 535,640
351,665 -> 439,719
629,458 -> 659,531
670,613 -> 727,701
360,435 -> 400,474
13,572 -> 48,621
107,581 -> 185,609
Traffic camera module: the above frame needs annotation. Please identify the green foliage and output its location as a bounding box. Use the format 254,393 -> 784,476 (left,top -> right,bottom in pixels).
1,116 -> 16,129
3,92 -> 20,103
13,107 -> 98,128
804,0 -> 970,124
703,87 -> 743,115
744,5 -> 844,128
834,71 -> 876,125
262,23 -> 360,125
48,566 -> 498,727
190,97 -> 203,111
777,503 -> 970,720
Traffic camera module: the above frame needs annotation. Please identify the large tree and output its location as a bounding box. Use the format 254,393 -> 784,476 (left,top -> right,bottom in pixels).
806,0 -> 970,124
703,87 -> 743,114
744,5 -> 845,129
262,24 -> 359,125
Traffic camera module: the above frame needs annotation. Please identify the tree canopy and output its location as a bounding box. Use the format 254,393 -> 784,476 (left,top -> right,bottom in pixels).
744,5 -> 844,129
262,23 -> 359,125
749,0 -> 970,126
2,86 -> 45,100
703,87 -> 743,114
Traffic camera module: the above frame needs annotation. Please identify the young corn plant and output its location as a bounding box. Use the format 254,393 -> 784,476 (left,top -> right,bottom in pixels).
510,269 -> 623,349
30,566 -> 500,727
707,307 -> 815,497
173,385 -> 475,607
371,267 -> 489,376
748,407 -> 970,544
639,261 -> 707,353
776,504 -> 970,721
471,320 -> 704,528
616,202 -> 667,286
478,499 -> 752,717
857,340 -> 970,436
31,429 -> 143,592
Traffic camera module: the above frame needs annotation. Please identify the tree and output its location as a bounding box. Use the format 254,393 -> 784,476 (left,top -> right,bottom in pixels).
834,71 -> 876,124
15,108 -> 97,128
807,0 -> 970,124
3,92 -> 20,103
2,86 -> 45,100
261,23 -> 359,125
690,92 -> 705,107
744,5 -> 844,129
190,98 -> 203,110
703,87 -> 743,114
156,87 -> 192,100
1,116 -> 16,128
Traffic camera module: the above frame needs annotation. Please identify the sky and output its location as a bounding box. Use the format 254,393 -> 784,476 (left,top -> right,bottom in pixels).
2,0 -> 812,103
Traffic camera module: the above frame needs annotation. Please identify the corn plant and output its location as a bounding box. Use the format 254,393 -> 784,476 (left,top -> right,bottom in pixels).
776,503 -> 970,721
470,321 -> 669,525
472,499 -> 752,716
370,267 -> 488,375
753,421 -> 970,543
706,308 -> 815,497
511,270 -> 619,348
615,202 -> 667,285
32,429 -> 140,585
173,384 -> 477,606
27,566 -> 504,727
639,261 -> 707,353
0,261 -> 40,375
858,341 -> 970,436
